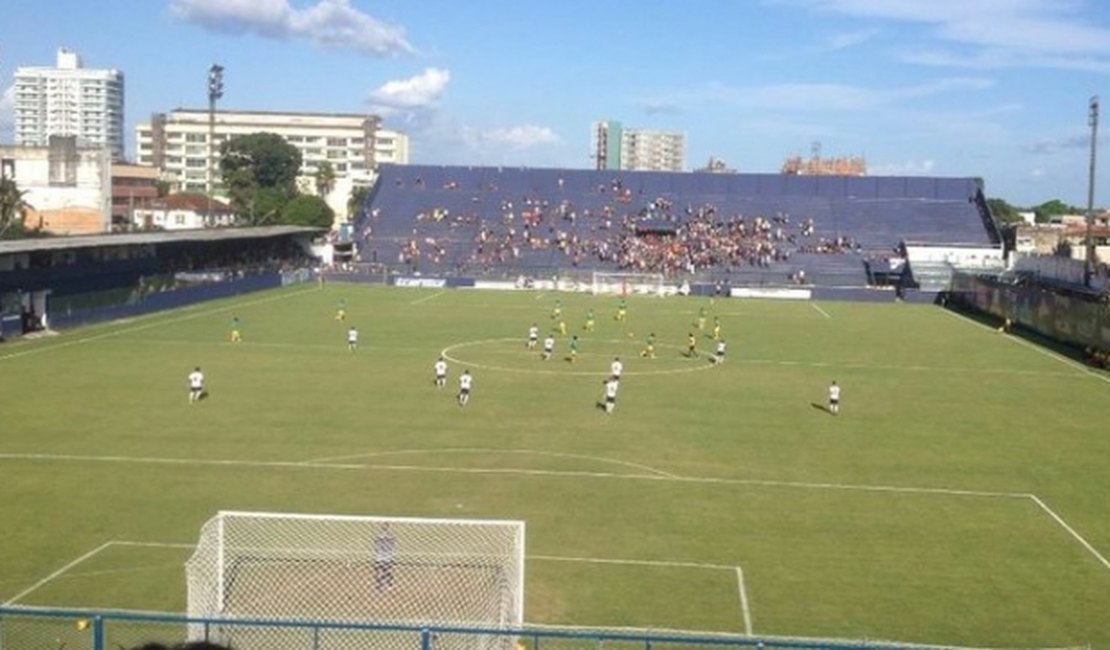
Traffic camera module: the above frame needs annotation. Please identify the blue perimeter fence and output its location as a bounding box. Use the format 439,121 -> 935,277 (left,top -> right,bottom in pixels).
0,606 -> 976,650
44,269 -> 312,331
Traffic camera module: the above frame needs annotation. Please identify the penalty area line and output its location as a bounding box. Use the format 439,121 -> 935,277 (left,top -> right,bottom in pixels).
1026,495 -> 1110,572
736,566 -> 753,636
810,302 -> 832,319
531,555 -> 753,634
3,541 -> 114,606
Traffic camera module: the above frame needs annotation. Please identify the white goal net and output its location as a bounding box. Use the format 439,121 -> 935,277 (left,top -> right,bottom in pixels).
590,271 -> 667,296
186,511 -> 525,649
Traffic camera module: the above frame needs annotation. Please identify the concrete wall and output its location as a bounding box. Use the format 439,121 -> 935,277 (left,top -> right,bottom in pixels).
0,138 -> 111,235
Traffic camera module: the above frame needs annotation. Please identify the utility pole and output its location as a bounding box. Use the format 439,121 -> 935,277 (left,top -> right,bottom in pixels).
1085,95 -> 1099,288
207,64 -> 224,225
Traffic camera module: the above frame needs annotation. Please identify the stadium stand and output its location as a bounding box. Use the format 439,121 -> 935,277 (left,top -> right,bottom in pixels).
354,165 -> 999,287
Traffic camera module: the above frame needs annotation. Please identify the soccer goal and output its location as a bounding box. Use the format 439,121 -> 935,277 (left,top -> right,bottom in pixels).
186,511 -> 525,649
590,271 -> 667,296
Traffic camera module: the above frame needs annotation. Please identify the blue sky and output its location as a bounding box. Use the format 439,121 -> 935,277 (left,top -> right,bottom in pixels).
3,0 -> 1110,207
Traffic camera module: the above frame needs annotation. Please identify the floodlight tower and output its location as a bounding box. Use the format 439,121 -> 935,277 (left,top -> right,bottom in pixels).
1085,95 -> 1099,287
207,64 -> 225,219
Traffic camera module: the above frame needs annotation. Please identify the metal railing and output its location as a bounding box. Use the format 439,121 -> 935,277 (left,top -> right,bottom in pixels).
0,606 -> 1005,650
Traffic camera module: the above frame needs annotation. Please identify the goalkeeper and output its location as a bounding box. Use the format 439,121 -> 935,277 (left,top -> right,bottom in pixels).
374,523 -> 397,591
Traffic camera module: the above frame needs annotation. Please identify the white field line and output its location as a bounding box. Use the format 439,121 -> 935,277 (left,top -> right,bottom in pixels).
111,541 -> 193,549
409,290 -> 446,305
0,453 -> 365,471
3,541 -> 114,605
939,308 -> 1110,386
441,337 -> 719,378
104,337 -> 1084,380
104,338 -> 431,355
0,451 -> 1022,499
530,555 -> 735,571
534,555 -> 752,633
736,566 -> 753,636
739,357 -> 1079,379
442,337 -> 1081,380
1027,495 -> 1110,571
3,454 -> 1107,575
0,286 -> 319,364
810,302 -> 832,319
306,447 -> 678,478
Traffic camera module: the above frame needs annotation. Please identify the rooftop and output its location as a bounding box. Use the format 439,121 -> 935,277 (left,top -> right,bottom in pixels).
0,226 -> 321,256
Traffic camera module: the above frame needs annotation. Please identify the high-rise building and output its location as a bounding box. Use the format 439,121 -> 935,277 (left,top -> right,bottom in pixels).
134,109 -> 409,219
592,120 -> 685,172
14,48 -> 125,161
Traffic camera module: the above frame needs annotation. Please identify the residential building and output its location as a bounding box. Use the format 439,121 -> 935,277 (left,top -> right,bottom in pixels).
132,193 -> 236,231
13,48 -> 125,161
592,120 -> 685,172
135,109 -> 409,220
111,163 -> 160,230
0,136 -> 112,235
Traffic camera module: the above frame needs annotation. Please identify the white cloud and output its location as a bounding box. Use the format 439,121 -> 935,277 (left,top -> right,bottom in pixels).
169,0 -> 412,57
482,125 -> 560,149
786,0 -> 1110,69
369,68 -> 450,111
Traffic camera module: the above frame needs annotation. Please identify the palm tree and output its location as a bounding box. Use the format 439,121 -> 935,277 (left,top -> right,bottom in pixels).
347,184 -> 370,221
0,177 -> 33,238
314,161 -> 337,198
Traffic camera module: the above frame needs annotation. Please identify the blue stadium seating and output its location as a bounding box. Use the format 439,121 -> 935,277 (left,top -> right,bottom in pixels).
356,164 -> 998,285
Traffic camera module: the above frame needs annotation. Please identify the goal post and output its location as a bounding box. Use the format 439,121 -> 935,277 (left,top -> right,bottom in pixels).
186,511 -> 525,647
590,271 -> 667,296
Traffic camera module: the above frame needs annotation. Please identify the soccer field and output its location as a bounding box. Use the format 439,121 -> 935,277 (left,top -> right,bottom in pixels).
1,284 -> 1109,648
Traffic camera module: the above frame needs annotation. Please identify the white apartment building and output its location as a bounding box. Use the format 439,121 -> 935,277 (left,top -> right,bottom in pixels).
134,109 -> 409,220
592,120 -> 685,172
14,48 -> 125,161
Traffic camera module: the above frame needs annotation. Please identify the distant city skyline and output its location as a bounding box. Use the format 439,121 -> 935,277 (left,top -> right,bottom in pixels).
2,0 -> 1110,207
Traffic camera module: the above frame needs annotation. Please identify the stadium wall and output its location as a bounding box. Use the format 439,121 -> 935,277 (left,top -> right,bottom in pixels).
44,272 -> 297,330
320,268 -> 939,304
949,271 -> 1110,350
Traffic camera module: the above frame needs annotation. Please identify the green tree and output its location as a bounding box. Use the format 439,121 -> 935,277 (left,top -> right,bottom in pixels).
248,187 -> 294,226
986,198 -> 1024,225
219,133 -> 302,220
314,161 -> 337,198
1033,199 -> 1078,223
0,177 -> 33,239
280,194 -> 334,228
347,184 -> 370,220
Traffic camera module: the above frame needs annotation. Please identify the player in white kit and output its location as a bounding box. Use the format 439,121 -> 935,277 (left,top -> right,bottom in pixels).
434,357 -> 448,388
458,370 -> 473,406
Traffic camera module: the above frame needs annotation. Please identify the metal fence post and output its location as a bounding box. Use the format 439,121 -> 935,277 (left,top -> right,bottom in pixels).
92,616 -> 105,650
420,628 -> 432,650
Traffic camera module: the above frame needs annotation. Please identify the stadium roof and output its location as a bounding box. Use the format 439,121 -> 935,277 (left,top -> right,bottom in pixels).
0,226 -> 323,256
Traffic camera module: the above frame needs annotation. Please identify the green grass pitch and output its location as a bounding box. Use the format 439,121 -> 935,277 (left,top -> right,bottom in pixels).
1,284 -> 1109,648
